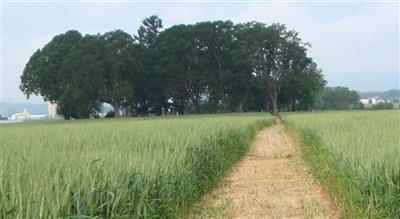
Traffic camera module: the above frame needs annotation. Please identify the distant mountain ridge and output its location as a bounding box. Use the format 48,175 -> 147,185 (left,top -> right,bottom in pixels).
359,89 -> 400,99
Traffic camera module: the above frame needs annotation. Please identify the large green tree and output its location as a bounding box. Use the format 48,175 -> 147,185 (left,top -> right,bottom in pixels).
98,30 -> 142,117
56,34 -> 104,119
150,21 -> 252,114
21,17 -> 327,119
236,22 -> 321,114
151,24 -> 201,114
192,21 -> 237,112
20,30 -> 101,119
20,30 -> 143,118
278,49 -> 325,111
20,30 -> 82,101
134,16 -> 165,115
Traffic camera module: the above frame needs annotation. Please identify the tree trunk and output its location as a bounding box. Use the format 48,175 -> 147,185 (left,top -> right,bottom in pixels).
269,90 -> 279,116
113,102 -> 121,117
222,101 -> 229,113
291,99 -> 296,111
271,99 -> 278,115
155,105 -> 162,116
220,90 -> 229,113
264,97 -> 270,112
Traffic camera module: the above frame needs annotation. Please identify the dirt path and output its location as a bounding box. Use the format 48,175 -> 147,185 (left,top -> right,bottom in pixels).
194,121 -> 339,218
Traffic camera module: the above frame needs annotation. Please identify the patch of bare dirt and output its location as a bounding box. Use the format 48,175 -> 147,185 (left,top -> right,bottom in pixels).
193,122 -> 339,219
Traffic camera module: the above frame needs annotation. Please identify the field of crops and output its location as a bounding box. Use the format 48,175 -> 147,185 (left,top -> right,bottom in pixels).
285,110 -> 400,217
0,114 -> 273,218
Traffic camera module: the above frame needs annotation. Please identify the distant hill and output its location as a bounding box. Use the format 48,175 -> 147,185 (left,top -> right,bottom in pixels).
0,102 -> 48,117
359,89 -> 400,100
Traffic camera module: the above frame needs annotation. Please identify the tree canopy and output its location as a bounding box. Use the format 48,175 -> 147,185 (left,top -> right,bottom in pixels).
315,86 -> 360,110
20,16 -> 326,119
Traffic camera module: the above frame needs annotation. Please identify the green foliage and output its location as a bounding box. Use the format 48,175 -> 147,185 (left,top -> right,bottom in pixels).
20,30 -> 83,101
58,34 -> 104,119
20,30 -> 144,119
20,16 -> 325,119
135,15 -> 163,48
234,23 -> 325,114
279,63 -> 325,111
315,86 -> 360,110
99,30 -> 144,116
105,111 -> 115,118
0,114 -> 273,218
285,111 -> 400,218
357,102 -> 365,109
372,102 -> 393,110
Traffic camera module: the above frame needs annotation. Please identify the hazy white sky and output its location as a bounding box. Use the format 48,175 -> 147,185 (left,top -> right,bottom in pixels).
1,1 -> 399,103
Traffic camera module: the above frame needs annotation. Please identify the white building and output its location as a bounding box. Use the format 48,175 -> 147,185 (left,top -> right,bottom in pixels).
22,108 -> 31,120
10,110 -> 31,121
10,109 -> 48,121
10,113 -> 23,121
360,96 -> 385,104
48,101 -> 58,119
360,98 -> 370,104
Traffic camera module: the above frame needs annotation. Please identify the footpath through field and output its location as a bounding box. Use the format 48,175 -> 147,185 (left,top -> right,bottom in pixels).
195,118 -> 339,218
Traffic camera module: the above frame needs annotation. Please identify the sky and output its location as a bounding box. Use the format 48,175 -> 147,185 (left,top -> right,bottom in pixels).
1,1 -> 399,103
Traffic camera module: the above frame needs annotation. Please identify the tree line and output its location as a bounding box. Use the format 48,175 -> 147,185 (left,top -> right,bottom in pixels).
20,16 -> 326,119
315,86 -> 361,110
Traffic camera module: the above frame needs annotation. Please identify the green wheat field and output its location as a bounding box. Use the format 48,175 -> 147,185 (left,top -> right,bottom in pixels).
1,111 -> 399,218
0,114 -> 272,218
285,110 -> 400,217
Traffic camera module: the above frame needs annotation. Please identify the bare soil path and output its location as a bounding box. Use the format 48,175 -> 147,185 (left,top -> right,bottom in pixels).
194,120 -> 339,219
